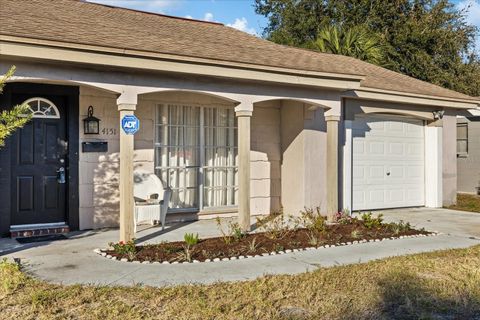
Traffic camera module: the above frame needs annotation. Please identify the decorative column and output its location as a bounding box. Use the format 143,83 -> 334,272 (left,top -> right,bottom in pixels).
118,101 -> 137,242
342,119 -> 353,212
236,110 -> 252,232
326,115 -> 340,220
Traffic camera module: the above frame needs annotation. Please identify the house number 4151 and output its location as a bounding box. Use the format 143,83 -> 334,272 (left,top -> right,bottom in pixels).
101,128 -> 117,135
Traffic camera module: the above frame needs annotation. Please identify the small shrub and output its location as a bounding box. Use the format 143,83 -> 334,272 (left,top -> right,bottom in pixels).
109,239 -> 137,260
388,220 -> 412,235
184,233 -> 199,246
244,237 -> 260,254
257,212 -> 291,240
360,212 -> 383,229
334,209 -> 356,225
351,229 -> 362,239
307,232 -> 320,247
300,207 -> 327,233
273,244 -> 285,252
216,218 -> 246,244
183,233 -> 200,262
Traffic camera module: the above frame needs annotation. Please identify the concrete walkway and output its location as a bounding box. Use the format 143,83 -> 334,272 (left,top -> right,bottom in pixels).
1,208 -> 479,287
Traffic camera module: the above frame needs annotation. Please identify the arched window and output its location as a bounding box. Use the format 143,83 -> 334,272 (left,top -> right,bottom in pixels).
22,97 -> 60,119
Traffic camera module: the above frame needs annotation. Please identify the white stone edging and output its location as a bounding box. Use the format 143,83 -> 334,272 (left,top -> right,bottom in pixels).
93,232 -> 441,264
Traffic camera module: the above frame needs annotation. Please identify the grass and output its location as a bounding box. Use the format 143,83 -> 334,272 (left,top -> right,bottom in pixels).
2,246 -> 480,319
448,193 -> 480,213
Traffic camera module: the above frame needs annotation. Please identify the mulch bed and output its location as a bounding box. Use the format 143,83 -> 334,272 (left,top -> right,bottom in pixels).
105,221 -> 431,263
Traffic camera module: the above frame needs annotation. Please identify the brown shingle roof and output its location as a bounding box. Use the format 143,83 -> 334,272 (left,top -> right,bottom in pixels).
0,0 -> 477,102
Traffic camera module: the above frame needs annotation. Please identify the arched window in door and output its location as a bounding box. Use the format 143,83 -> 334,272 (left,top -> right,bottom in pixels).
22,97 -> 60,119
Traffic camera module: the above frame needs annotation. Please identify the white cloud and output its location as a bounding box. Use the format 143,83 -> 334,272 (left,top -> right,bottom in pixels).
457,0 -> 480,50
227,17 -> 257,36
184,15 -> 193,19
457,0 -> 480,25
203,12 -> 214,22
87,0 -> 178,13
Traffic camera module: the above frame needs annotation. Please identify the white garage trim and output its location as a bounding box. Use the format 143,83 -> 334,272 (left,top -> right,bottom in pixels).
343,114 -> 443,211
343,120 -> 353,212
424,125 -> 443,207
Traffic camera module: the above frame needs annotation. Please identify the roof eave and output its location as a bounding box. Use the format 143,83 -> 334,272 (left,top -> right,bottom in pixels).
343,89 -> 480,109
0,35 -> 365,89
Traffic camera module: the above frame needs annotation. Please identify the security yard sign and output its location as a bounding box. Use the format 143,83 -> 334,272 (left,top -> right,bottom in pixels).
121,115 -> 140,135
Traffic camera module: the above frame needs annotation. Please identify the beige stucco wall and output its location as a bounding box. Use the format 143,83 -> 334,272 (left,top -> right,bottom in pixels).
79,86 -> 119,230
251,102 -> 282,215
457,117 -> 480,194
281,101 -> 327,215
442,111 -> 458,205
79,89 -> 284,229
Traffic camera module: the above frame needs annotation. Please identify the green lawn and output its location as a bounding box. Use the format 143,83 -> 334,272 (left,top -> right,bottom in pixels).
1,246 -> 480,319
448,193 -> 480,213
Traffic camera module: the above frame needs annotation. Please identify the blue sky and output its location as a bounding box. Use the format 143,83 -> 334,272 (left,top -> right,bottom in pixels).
88,0 -> 479,46
87,0 -> 268,36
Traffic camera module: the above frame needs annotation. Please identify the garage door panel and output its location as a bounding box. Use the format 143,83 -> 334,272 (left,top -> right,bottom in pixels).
352,114 -> 425,211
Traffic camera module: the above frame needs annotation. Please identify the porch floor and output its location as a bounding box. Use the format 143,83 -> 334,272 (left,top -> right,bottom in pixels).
1,208 -> 479,287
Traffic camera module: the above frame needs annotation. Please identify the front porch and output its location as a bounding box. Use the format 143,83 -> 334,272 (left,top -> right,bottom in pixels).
76,85 -> 342,242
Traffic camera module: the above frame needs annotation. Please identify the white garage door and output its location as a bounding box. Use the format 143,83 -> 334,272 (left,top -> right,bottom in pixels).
352,114 -> 425,211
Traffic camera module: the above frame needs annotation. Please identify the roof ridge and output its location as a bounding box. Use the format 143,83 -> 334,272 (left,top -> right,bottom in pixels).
76,0 -> 224,26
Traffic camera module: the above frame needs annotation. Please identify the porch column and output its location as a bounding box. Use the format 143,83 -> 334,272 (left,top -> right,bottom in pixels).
342,120 -> 353,212
236,110 -> 252,232
118,102 -> 137,242
425,120 -> 443,207
326,115 -> 340,220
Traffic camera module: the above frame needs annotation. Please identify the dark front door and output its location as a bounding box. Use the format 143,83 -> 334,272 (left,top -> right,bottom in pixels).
10,94 -> 68,225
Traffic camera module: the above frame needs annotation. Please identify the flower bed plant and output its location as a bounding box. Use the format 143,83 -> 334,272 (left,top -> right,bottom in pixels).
101,209 -> 433,264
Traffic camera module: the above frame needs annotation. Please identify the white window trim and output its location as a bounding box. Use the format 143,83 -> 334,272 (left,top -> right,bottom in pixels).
22,97 -> 60,119
456,122 -> 468,157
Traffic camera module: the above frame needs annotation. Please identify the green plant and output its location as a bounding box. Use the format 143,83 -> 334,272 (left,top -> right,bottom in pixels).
215,218 -> 246,244
307,232 -> 320,247
244,237 -> 260,254
257,212 -> 291,240
350,229 -> 362,239
0,258 -> 27,294
109,239 -> 137,260
300,207 -> 327,234
360,212 -> 384,229
334,209 -> 356,225
0,66 -> 32,148
273,244 -> 284,252
388,220 -> 412,235
182,233 -> 200,262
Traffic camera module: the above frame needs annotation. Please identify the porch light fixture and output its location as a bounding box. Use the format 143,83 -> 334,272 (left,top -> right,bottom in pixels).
83,106 -> 100,134
432,110 -> 445,120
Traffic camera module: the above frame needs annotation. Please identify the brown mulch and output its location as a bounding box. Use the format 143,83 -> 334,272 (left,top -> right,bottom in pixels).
106,222 -> 430,263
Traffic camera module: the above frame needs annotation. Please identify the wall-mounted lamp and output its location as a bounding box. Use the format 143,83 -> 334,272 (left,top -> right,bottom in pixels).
432,110 -> 445,120
83,106 -> 100,134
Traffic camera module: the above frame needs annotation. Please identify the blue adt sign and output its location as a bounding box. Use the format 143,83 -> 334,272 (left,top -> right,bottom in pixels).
121,115 -> 140,135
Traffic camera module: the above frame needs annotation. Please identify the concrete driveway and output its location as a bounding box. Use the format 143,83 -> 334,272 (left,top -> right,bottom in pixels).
378,207 -> 480,239
0,208 -> 479,287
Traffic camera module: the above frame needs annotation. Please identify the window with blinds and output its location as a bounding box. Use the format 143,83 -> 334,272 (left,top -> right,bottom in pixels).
457,122 -> 468,156
155,104 -> 238,211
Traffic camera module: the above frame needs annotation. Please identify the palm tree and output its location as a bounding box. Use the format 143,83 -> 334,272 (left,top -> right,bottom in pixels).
0,66 -> 31,147
308,25 -> 387,66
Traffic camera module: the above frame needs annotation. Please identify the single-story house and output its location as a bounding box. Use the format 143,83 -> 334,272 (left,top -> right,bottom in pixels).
457,107 -> 480,195
1,0 -> 479,238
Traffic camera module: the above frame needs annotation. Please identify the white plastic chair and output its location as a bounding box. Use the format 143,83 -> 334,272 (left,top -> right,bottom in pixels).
133,170 -> 171,232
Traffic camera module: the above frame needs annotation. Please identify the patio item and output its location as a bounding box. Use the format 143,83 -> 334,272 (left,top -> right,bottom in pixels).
134,171 -> 171,232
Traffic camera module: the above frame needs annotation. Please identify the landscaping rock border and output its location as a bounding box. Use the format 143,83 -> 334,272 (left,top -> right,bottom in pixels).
93,232 -> 441,264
